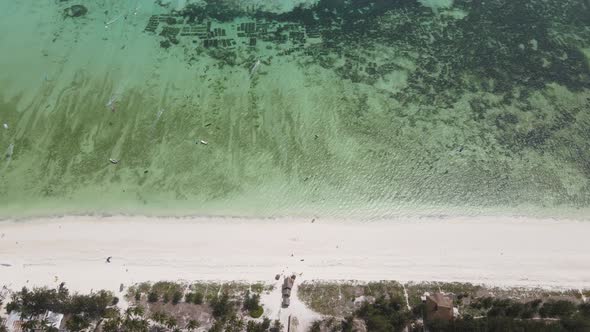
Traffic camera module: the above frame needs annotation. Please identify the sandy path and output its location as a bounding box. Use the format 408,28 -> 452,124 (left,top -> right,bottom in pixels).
1,215 -> 589,293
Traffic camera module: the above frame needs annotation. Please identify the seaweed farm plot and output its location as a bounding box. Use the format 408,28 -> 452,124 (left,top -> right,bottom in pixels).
142,12 -> 317,61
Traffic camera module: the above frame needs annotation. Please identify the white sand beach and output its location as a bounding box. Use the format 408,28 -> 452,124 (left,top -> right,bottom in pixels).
1,215 -> 589,294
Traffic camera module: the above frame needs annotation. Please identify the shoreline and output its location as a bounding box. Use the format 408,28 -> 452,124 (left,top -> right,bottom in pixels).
2,212 -> 590,223
1,215 -> 589,294
2,205 -> 590,222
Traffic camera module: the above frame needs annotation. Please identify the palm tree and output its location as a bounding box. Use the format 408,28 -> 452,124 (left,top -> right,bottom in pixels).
21,319 -> 38,332
151,311 -> 167,325
225,315 -> 244,332
38,318 -> 51,330
186,319 -> 200,331
165,317 -> 177,330
102,317 -> 122,332
125,305 -> 145,318
138,319 -> 149,332
133,305 -> 145,317
123,317 -> 149,332
105,307 -> 121,320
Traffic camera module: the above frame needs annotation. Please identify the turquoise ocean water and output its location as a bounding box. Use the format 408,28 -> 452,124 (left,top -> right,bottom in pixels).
0,0 -> 589,219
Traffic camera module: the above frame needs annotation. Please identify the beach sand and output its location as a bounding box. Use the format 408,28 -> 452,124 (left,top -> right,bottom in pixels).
1,215 -> 589,294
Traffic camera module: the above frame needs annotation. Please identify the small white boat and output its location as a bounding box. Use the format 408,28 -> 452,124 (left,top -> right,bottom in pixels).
199,140 -> 208,145
109,158 -> 119,164
250,59 -> 261,78
6,143 -> 14,159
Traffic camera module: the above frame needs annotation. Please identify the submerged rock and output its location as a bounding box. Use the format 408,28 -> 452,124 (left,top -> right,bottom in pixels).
160,40 -> 171,49
64,5 -> 88,18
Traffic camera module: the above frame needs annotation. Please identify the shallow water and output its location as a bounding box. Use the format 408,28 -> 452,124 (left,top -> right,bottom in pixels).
0,0 -> 589,219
